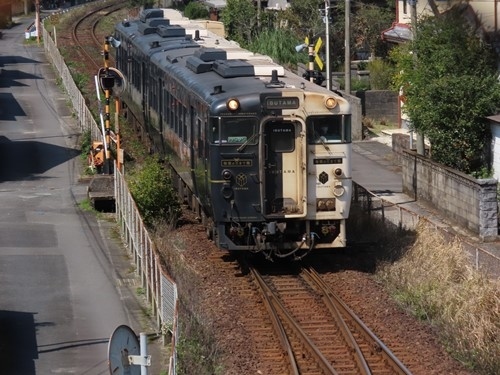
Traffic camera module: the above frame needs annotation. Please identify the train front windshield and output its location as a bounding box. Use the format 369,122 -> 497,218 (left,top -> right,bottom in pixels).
211,117 -> 258,145
307,116 -> 351,144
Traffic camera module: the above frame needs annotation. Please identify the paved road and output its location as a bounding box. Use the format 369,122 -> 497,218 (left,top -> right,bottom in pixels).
352,140 -> 403,194
0,18 -> 159,374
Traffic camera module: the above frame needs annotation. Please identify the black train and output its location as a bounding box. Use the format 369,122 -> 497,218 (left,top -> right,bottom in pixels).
114,8 -> 353,259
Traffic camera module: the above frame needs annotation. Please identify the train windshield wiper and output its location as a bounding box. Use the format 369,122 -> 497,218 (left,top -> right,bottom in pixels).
314,131 -> 331,152
237,132 -> 259,153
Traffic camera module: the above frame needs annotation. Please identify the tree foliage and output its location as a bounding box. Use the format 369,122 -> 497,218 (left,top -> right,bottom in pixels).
184,2 -> 209,19
282,0 -> 323,38
351,4 -> 393,59
392,8 -> 500,174
220,0 -> 257,46
221,0 -> 394,70
128,157 -> 181,228
248,28 -> 308,68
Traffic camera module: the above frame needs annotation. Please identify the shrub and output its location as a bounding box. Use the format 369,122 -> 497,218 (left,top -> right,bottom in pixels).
80,130 -> 92,161
184,1 -> 209,20
127,157 -> 182,228
368,58 -> 394,90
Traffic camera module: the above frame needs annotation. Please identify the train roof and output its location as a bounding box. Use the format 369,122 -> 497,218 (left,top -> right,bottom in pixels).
115,9 -> 347,107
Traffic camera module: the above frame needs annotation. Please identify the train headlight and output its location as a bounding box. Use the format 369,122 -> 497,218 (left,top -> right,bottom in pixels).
334,168 -> 343,177
227,98 -> 240,111
324,97 -> 337,109
316,198 -> 336,211
325,199 -> 336,210
317,200 -> 326,210
222,169 -> 232,180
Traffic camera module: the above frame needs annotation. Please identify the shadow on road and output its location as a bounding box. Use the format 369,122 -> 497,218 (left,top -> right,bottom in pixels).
0,135 -> 80,182
0,310 -> 38,374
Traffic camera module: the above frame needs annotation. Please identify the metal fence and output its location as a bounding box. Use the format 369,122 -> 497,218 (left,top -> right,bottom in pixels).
353,183 -> 500,279
41,17 -> 179,374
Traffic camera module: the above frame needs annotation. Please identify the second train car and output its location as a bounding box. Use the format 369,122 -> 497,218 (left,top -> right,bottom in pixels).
113,8 -> 352,259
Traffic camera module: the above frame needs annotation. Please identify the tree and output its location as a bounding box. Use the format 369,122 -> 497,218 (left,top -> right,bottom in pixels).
220,0 -> 257,46
351,3 -> 393,59
392,8 -> 500,174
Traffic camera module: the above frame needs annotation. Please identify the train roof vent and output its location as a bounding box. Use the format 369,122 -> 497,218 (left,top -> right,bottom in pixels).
138,23 -> 160,36
194,47 -> 227,62
212,59 -> 256,78
156,24 -> 186,38
186,56 -> 213,73
140,9 -> 165,22
147,19 -> 170,27
167,55 -> 179,63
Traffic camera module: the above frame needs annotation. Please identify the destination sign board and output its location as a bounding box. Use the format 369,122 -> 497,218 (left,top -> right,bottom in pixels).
265,97 -> 300,110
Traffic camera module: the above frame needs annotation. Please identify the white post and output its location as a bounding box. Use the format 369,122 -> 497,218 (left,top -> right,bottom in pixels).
325,0 -> 331,90
344,0 -> 351,94
140,332 -> 148,375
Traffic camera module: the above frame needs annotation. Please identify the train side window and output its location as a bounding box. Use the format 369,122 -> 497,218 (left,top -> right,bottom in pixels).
182,105 -> 187,142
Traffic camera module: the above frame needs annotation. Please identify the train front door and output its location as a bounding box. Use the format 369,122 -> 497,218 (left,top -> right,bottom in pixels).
263,119 -> 305,217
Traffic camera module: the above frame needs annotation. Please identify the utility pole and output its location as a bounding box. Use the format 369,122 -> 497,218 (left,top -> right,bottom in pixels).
344,0 -> 351,94
410,0 -> 425,155
35,0 -> 40,45
325,0 -> 331,90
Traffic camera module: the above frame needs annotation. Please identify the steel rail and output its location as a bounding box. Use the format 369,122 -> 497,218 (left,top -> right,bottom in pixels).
301,267 -> 372,374
251,267 -> 339,375
70,1 -> 123,70
303,267 -> 413,375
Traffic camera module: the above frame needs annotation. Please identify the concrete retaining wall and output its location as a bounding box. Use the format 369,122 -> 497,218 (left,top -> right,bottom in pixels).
401,149 -> 498,240
356,90 -> 399,125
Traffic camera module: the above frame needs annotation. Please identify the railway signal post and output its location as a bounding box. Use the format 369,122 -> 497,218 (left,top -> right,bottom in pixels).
296,37 -> 325,86
96,36 -> 125,174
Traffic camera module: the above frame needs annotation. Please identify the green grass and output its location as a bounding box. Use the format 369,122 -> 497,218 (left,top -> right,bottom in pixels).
78,198 -> 95,212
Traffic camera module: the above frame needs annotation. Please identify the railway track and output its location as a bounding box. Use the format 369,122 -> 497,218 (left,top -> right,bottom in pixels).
58,0 -> 127,116
70,0 -> 124,70
250,264 -> 413,374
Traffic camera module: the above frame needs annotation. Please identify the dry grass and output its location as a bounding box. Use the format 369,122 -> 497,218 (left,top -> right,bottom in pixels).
362,116 -> 398,139
377,222 -> 500,374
